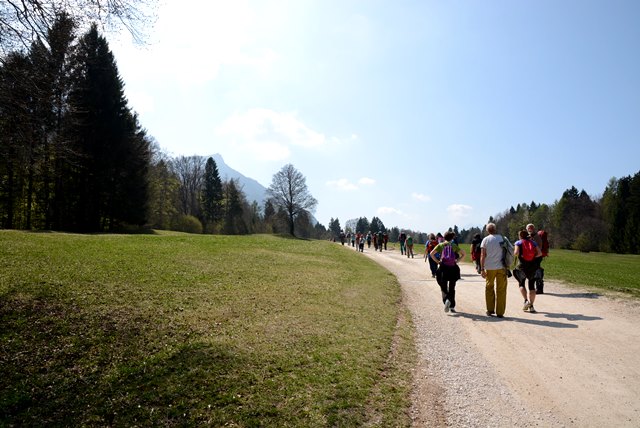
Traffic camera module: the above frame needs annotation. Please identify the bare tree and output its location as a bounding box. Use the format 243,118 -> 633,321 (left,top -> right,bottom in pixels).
267,164 -> 317,236
172,155 -> 205,219
1,0 -> 156,53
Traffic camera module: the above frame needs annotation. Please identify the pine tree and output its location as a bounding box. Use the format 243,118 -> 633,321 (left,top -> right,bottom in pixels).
222,179 -> 245,234
202,157 -> 223,231
64,24 -> 149,231
0,51 -> 32,229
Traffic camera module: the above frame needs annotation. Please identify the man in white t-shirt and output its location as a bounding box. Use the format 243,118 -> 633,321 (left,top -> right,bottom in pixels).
480,223 -> 508,318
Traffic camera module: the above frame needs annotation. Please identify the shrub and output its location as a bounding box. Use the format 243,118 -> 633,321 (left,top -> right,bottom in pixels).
172,215 -> 203,234
572,232 -> 594,252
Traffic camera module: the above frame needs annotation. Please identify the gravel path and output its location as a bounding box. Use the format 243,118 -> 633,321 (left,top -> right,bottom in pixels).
360,246 -> 640,427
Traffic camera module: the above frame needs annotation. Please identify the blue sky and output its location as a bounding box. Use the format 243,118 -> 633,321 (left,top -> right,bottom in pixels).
111,0 -> 640,233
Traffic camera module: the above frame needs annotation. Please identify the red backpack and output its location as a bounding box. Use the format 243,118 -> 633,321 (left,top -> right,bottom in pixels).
520,239 -> 536,262
538,230 -> 549,256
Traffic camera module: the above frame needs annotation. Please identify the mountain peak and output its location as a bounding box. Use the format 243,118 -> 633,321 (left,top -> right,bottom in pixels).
207,154 -> 267,205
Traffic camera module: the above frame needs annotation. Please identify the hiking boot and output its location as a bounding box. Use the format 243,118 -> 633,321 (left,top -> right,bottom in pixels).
529,305 -> 537,313
444,300 -> 451,313
523,300 -> 531,311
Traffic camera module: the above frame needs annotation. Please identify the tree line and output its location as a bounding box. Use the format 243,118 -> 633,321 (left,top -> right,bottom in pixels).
146,153 -> 324,238
488,172 -> 640,254
326,170 -> 640,255
1,14 -> 149,232
0,12 -> 324,238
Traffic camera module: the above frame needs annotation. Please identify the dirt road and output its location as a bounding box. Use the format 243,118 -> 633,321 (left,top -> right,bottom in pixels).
362,247 -> 640,427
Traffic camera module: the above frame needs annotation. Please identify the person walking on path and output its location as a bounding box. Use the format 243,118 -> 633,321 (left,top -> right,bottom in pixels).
430,231 -> 465,313
399,231 -> 407,255
406,234 -> 415,258
527,223 -> 546,294
471,233 -> 482,274
514,230 -> 542,313
424,233 -> 439,278
480,223 -> 508,318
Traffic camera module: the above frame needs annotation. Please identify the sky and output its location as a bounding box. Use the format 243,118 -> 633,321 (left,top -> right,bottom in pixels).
111,0 -> 640,234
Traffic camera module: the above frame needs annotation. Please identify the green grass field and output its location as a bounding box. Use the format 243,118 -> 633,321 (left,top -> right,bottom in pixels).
460,244 -> 640,297
0,231 -> 415,427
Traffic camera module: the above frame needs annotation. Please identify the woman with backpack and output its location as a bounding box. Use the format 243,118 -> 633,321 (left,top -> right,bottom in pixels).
430,231 -> 465,313
514,230 -> 542,313
424,233 -> 439,278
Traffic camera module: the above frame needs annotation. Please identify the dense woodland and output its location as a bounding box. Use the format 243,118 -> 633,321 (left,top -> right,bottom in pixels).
2,12 -> 639,253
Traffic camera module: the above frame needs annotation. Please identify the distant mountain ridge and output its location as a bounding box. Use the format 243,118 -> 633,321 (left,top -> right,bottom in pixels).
209,154 -> 317,225
210,154 -> 268,205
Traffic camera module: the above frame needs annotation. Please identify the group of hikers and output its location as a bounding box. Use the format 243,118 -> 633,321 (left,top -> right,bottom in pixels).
339,231 -> 389,252
336,222 -> 549,317
424,223 -> 548,317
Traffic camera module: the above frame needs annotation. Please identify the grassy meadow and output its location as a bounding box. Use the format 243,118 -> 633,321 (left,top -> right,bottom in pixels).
460,244 -> 640,297
0,231 -> 415,427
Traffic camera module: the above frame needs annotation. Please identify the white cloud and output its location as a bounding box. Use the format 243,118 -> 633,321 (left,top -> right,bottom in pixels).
378,207 -> 405,216
447,204 -> 473,220
326,179 -> 358,191
412,192 -> 431,202
326,176 -> 376,191
215,108 -> 357,167
216,108 -> 326,151
358,177 -> 376,185
113,0 -> 278,87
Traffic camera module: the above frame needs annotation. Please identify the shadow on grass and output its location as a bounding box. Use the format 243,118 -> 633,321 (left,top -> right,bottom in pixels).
0,294 -> 285,427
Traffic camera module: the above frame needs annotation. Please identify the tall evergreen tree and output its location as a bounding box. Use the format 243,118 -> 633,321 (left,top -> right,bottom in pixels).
222,179 -> 245,234
370,216 -> 384,233
328,217 -> 342,237
35,13 -> 77,230
355,217 -> 369,234
63,24 -> 149,231
202,157 -> 223,230
0,51 -> 32,229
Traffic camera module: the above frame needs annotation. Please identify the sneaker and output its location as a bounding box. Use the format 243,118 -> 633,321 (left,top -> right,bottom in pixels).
444,300 -> 451,313
523,300 -> 531,311
529,305 -> 537,313
449,308 -> 457,313
496,314 -> 504,318
486,311 -> 495,316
